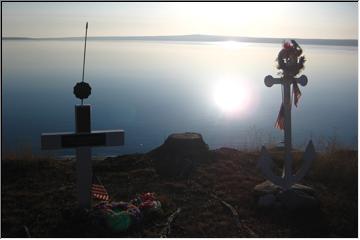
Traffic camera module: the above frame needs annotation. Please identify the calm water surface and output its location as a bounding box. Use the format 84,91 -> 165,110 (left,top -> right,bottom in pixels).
3,40 -> 358,156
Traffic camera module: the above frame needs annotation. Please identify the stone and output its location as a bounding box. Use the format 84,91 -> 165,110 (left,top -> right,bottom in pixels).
254,180 -> 319,211
254,180 -> 282,197
290,183 -> 316,196
254,180 -> 316,196
148,132 -> 210,178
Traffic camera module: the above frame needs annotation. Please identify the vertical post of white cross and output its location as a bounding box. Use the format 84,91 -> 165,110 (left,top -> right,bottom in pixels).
75,105 -> 92,208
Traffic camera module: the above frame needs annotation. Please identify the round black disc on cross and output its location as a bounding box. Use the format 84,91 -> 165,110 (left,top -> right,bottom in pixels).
74,82 -> 92,100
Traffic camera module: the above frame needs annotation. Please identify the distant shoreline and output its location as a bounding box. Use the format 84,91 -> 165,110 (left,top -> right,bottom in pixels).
2,34 -> 358,47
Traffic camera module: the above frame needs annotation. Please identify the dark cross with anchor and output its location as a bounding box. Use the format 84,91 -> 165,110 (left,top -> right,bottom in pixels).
258,40 -> 315,190
41,23 -> 125,208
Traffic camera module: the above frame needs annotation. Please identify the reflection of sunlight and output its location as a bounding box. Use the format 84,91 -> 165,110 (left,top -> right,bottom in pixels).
213,78 -> 251,114
218,41 -> 250,50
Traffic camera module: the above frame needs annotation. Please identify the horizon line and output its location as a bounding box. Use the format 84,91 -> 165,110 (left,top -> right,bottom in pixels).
2,34 -> 358,41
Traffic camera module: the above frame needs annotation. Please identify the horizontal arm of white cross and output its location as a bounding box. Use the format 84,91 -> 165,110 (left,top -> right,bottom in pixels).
264,75 -> 308,88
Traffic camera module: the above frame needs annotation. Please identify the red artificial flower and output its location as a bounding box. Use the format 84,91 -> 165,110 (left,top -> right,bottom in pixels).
283,40 -> 293,49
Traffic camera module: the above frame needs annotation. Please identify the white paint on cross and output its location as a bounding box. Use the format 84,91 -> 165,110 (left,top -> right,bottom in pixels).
41,105 -> 124,208
258,74 -> 315,190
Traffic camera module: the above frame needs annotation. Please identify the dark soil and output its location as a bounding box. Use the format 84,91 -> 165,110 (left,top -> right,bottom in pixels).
2,148 -> 358,237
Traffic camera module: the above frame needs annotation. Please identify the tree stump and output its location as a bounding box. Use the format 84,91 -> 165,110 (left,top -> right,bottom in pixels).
148,132 -> 210,178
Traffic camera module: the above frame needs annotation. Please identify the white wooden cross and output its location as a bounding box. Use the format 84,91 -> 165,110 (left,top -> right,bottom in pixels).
41,23 -> 124,209
41,105 -> 124,209
258,73 -> 315,190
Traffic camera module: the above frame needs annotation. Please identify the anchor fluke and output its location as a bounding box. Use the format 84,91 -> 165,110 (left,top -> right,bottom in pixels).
291,140 -> 316,183
258,142 -> 316,190
258,146 -> 286,188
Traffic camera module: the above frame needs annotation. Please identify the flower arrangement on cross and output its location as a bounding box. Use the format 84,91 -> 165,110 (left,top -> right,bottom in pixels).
276,39 -> 306,77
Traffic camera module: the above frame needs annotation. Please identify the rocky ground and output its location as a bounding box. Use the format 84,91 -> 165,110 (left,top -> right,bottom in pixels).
2,142 -> 358,237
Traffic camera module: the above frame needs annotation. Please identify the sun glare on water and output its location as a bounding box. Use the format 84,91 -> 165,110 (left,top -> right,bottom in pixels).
213,79 -> 251,114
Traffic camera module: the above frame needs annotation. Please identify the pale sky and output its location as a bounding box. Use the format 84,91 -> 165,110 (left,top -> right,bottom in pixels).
2,2 -> 358,39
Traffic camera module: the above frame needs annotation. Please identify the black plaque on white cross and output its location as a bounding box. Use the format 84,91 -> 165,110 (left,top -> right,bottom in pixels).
41,23 -> 125,209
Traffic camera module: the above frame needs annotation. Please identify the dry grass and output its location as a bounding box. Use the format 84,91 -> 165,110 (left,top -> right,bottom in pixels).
1,142 -> 357,237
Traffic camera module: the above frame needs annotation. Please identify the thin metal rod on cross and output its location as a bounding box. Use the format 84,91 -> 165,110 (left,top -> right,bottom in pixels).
81,22 -> 88,105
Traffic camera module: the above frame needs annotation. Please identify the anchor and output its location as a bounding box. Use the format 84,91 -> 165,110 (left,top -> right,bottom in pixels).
258,40 -> 316,190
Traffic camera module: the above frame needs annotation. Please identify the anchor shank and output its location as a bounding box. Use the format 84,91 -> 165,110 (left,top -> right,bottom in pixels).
283,77 -> 293,186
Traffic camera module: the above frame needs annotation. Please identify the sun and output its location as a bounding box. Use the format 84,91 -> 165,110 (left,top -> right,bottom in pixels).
213,79 -> 251,114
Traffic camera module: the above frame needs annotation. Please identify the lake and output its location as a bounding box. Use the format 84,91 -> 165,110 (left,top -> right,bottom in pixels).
2,40 -> 358,156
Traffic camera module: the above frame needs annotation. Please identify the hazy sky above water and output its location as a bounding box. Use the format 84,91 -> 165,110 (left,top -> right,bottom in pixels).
2,2 -> 358,39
